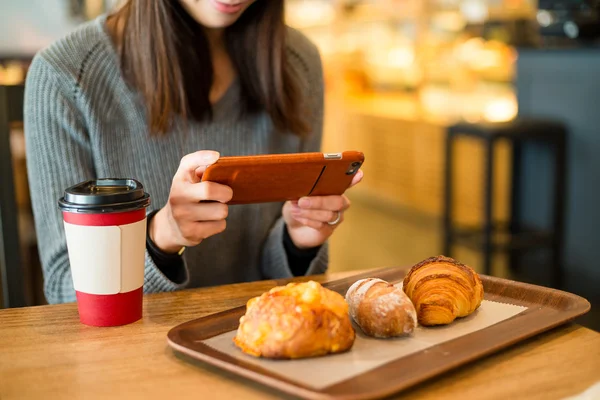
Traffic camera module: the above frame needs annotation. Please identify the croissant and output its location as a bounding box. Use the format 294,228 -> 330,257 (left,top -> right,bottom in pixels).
233,281 -> 355,359
402,256 -> 484,326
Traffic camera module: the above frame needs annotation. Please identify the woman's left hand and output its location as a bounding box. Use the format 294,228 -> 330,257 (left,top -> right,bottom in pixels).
282,170 -> 364,249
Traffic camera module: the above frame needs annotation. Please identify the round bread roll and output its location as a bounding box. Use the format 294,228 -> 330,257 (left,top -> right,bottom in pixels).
233,281 -> 355,359
345,278 -> 417,338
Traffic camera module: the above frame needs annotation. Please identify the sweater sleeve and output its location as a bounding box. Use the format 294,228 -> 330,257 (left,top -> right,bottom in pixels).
24,55 -> 188,304
259,34 -> 329,279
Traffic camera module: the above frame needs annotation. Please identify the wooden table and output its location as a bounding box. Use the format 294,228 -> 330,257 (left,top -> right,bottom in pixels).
1,270 -> 599,400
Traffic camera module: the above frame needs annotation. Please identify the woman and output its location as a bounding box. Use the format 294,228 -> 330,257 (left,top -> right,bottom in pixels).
24,0 -> 363,304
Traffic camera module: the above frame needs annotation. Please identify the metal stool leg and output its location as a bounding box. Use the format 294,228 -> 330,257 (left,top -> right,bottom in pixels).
443,130 -> 455,257
482,139 -> 495,276
509,141 -> 522,274
552,133 -> 567,289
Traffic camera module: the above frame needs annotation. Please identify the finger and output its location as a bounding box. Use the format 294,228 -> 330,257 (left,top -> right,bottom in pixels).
173,202 -> 229,222
176,150 -> 220,183
180,220 -> 227,244
291,217 -> 327,230
291,208 -> 339,224
350,169 -> 364,187
297,195 -> 350,211
189,181 -> 233,203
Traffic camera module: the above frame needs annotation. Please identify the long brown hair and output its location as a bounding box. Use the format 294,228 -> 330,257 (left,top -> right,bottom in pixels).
109,0 -> 309,136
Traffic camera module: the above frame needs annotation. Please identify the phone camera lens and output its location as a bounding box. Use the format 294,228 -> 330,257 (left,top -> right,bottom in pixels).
346,161 -> 361,175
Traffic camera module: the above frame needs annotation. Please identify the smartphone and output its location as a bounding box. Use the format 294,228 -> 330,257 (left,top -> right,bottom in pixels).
201,151 -> 365,205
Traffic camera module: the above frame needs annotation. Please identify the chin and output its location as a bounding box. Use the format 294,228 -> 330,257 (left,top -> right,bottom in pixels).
181,0 -> 256,29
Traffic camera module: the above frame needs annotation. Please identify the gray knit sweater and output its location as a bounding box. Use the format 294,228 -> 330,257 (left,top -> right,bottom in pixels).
23,15 -> 328,304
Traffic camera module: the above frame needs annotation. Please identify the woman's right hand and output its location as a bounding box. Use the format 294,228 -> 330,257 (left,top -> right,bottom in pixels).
149,150 -> 233,254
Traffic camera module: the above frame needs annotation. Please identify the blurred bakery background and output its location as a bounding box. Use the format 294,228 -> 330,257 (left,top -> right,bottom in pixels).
1,0 -> 599,329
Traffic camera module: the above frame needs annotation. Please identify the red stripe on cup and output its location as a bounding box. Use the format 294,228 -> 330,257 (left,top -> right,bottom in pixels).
63,209 -> 146,226
75,287 -> 143,327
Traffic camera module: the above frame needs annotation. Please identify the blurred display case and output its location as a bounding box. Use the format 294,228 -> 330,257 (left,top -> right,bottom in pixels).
286,0 -> 538,225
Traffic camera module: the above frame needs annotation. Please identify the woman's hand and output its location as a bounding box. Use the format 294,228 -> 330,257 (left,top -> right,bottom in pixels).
282,170 -> 364,249
149,150 -> 233,253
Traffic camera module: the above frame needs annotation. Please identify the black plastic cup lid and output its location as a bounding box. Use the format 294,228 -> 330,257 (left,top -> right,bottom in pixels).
58,178 -> 151,214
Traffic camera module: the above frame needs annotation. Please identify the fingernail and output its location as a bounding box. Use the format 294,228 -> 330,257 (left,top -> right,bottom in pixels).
201,151 -> 220,162
298,197 -> 310,208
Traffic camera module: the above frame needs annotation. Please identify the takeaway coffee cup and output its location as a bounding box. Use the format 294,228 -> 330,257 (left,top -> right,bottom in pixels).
58,179 -> 151,327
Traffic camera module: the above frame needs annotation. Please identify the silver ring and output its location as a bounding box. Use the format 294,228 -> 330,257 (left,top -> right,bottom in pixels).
327,211 -> 342,226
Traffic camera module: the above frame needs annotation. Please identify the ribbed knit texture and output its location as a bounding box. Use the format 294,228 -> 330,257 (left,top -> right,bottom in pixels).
23,15 -> 328,304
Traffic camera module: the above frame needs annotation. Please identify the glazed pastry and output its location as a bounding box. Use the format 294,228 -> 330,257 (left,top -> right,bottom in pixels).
233,280 -> 355,359
402,256 -> 484,326
345,278 -> 417,338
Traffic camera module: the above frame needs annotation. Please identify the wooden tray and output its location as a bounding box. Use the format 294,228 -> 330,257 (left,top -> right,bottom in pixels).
167,267 -> 590,400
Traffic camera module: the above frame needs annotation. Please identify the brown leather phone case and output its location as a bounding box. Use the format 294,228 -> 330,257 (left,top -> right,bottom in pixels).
201,151 -> 364,205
